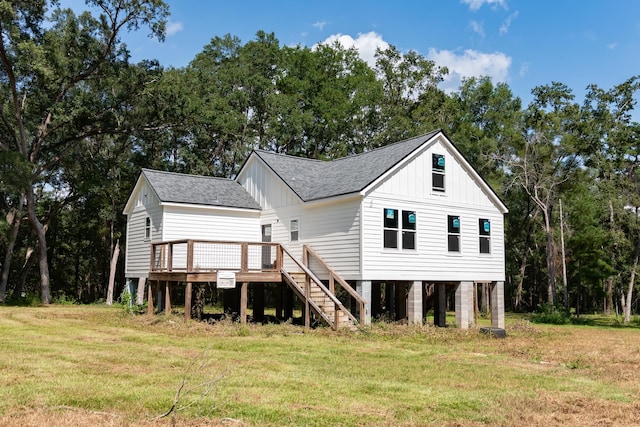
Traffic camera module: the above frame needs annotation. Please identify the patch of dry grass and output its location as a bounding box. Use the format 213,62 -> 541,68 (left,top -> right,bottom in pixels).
0,305 -> 639,426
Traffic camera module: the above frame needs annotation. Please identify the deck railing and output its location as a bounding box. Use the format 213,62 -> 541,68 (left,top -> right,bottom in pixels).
150,240 -> 282,273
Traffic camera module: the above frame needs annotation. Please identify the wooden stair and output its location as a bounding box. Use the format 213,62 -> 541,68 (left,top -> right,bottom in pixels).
282,270 -> 358,331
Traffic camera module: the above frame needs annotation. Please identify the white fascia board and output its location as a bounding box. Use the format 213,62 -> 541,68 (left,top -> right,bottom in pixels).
303,192 -> 362,207
159,202 -> 261,215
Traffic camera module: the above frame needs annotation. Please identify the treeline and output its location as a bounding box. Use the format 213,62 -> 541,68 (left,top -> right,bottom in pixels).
0,1 -> 638,320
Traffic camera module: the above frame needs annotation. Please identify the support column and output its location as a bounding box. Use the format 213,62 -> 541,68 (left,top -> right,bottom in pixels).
240,282 -> 248,325
455,281 -> 473,329
275,283 -> 283,320
435,283 -> 447,327
407,281 -> 423,325
136,277 -> 146,305
165,281 -> 171,316
491,281 -> 505,329
185,282 -> 192,321
147,280 -> 154,315
356,280 -> 372,325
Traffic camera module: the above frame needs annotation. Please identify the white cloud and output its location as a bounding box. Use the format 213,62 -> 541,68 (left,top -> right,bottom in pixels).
499,11 -> 518,35
461,0 -> 508,11
607,42 -> 617,49
427,48 -> 511,92
313,21 -> 327,31
470,20 -> 485,37
519,62 -> 529,77
166,20 -> 183,36
319,31 -> 389,67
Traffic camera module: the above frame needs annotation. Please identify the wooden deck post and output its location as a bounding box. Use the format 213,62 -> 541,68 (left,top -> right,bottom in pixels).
240,282 -> 248,325
147,280 -> 154,315
241,243 -> 248,272
304,275 -> 310,330
185,282 -> 192,321
165,281 -> 171,316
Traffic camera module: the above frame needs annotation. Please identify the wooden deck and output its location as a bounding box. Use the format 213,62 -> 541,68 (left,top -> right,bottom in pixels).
146,240 -> 366,330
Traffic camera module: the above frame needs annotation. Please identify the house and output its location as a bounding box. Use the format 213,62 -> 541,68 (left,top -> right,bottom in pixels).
123,130 -> 507,329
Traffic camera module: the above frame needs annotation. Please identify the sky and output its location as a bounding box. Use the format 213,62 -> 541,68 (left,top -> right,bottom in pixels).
67,0 -> 640,109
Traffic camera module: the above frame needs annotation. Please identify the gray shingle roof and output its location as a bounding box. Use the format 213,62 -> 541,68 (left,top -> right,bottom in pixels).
142,169 -> 261,210
254,130 -> 440,201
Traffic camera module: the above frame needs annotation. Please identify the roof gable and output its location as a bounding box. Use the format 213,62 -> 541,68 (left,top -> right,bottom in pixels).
125,169 -> 261,213
250,130 -> 441,202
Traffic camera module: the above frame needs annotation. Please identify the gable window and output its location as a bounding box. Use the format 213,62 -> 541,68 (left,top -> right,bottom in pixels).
290,219 -> 299,242
383,209 -> 398,248
384,209 -> 417,250
447,215 -> 460,252
402,210 -> 417,250
145,217 -> 151,240
479,218 -> 491,254
432,153 -> 445,192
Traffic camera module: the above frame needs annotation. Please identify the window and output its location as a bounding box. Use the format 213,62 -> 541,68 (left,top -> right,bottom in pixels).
432,153 -> 445,192
290,219 -> 299,242
448,215 -> 460,252
145,217 -> 151,240
384,209 -> 417,250
402,210 -> 416,250
383,209 -> 398,248
479,218 -> 491,254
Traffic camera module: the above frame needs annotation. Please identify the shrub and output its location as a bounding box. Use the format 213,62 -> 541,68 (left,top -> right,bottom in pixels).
531,304 -> 570,325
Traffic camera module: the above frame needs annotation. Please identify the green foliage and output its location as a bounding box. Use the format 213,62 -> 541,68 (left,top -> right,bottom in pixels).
531,304 -> 570,325
51,291 -> 78,305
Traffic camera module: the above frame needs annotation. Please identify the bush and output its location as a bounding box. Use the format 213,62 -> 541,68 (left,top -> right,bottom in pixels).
531,304 -> 570,325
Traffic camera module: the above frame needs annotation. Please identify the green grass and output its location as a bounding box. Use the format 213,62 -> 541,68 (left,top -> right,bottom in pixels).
0,305 -> 639,426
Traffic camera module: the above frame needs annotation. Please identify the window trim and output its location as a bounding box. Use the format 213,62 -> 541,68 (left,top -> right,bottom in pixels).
432,153 -> 446,193
290,218 -> 300,242
447,215 -> 460,253
479,218 -> 491,254
383,208 -> 417,251
144,217 -> 151,241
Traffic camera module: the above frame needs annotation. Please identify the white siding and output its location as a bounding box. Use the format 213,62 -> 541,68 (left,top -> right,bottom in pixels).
237,157 -> 301,209
361,137 -> 506,282
161,206 -> 260,242
124,181 -> 163,278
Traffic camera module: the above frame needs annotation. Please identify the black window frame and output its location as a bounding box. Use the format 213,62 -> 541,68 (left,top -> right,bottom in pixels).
479,218 -> 491,254
447,215 -> 460,252
432,153 -> 445,192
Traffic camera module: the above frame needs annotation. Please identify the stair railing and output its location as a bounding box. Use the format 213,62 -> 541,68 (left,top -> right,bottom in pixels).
280,245 -> 358,330
302,245 -> 366,326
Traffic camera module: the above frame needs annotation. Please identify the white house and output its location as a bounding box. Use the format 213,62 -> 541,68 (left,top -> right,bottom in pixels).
123,130 -> 507,329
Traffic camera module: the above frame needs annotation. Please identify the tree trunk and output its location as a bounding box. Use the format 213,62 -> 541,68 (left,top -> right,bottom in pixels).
623,238 -> 639,324
106,240 -> 120,305
543,208 -> 556,305
15,248 -> 36,299
26,189 -> 50,304
0,196 -> 25,301
604,200 -> 616,315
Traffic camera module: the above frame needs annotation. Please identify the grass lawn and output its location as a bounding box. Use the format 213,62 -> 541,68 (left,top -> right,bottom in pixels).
0,305 -> 638,426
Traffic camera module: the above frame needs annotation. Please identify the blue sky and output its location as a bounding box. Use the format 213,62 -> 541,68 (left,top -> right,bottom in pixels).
70,0 -> 640,109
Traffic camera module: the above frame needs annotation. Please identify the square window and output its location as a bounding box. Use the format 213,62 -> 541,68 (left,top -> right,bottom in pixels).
384,229 -> 398,248
402,231 -> 415,250
448,234 -> 460,252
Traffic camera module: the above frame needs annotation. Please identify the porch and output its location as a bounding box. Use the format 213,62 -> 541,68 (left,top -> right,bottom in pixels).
146,240 -> 366,330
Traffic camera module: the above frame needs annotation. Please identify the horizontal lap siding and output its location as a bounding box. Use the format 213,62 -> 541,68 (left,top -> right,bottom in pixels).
361,137 -> 505,282
162,207 -> 260,242
125,188 -> 163,277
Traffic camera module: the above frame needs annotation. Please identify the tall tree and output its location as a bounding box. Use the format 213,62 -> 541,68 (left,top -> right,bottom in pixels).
0,0 -> 168,303
501,82 -> 580,305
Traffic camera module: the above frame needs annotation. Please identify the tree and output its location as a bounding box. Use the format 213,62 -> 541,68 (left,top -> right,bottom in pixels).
501,83 -> 580,306
0,0 -> 168,303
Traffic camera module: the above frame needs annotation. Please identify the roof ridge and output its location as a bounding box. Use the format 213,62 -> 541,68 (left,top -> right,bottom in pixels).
254,149 -> 325,163
142,168 -> 233,181
330,130 -> 440,163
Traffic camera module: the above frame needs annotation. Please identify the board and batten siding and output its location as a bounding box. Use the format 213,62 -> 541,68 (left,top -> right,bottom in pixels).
238,156 -> 301,210
361,137 -> 505,282
124,181 -> 163,278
